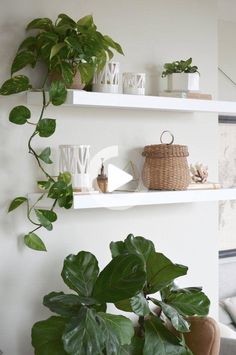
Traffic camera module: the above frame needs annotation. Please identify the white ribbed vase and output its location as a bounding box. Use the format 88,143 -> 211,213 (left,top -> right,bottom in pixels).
59,145 -> 91,191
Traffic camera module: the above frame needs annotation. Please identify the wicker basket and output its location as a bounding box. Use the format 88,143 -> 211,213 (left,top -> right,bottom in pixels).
142,132 -> 190,191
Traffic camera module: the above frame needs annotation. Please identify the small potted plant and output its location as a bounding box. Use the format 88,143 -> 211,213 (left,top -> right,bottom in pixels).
32,234 -> 210,354
161,57 -> 200,92
12,13 -> 124,89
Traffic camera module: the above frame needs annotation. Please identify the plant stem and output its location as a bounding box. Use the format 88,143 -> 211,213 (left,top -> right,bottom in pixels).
137,316 -> 145,337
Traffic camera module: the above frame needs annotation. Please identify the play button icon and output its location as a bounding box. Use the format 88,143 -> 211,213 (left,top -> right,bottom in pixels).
108,164 -> 133,192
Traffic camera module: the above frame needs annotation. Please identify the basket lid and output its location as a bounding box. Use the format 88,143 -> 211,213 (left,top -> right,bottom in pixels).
142,144 -> 189,158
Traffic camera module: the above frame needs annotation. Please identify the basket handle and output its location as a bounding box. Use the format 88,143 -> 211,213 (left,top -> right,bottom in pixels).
160,130 -> 174,145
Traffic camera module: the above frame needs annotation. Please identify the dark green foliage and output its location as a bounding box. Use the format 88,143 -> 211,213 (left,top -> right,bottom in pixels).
32,235 -> 210,354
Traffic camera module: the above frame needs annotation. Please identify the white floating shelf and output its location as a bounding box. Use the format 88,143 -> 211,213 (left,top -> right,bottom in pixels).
27,90 -> 236,114
72,188 -> 236,209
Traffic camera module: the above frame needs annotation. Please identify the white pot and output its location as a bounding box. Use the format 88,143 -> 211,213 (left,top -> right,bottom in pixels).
93,61 -> 119,94
72,173 -> 91,191
167,73 -> 200,92
59,145 -> 91,191
123,73 -> 145,95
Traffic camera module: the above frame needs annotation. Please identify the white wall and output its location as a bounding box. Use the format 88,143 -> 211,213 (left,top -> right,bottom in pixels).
0,1 -> 218,354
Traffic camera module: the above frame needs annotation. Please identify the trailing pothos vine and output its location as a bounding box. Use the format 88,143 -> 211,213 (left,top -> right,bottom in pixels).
2,77 -> 72,252
0,14 -> 123,251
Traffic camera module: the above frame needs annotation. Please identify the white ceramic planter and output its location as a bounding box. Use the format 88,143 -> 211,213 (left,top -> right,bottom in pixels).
59,145 -> 91,191
123,72 -> 145,95
93,61 -> 119,94
167,73 -> 200,92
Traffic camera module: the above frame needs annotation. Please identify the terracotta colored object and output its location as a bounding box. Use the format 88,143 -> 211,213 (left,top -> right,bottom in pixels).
49,71 -> 85,90
97,160 -> 108,193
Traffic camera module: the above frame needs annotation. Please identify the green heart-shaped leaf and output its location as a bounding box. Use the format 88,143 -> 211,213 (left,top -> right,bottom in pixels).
11,50 -> 36,75
37,119 -> 56,137
24,233 -> 47,251
38,147 -> 53,164
26,17 -> 53,31
49,80 -> 67,106
9,105 -> 31,125
8,196 -> 27,212
0,75 -> 31,95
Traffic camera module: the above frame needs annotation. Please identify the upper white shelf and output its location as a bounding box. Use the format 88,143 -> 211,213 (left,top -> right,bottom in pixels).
27,90 -> 236,114
73,188 -> 236,209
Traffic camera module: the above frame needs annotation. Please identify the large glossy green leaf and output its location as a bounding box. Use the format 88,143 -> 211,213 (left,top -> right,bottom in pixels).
57,185 -> 73,209
110,234 -> 155,264
49,80 -> 67,106
130,292 -> 150,317
115,298 -> 133,313
62,307 -> 104,355
125,234 -> 155,262
93,254 -> 146,303
11,50 -> 36,75
37,118 -> 56,137
146,252 -> 188,294
99,313 -> 134,352
9,105 -> 31,125
110,240 -> 127,258
143,316 -> 193,355
0,75 -> 31,95
164,288 -> 210,317
8,196 -> 27,212
77,15 -> 94,27
43,291 -> 82,317
61,251 -> 99,297
32,316 -> 67,355
78,63 -> 95,86
151,298 -> 190,333
38,147 -> 53,164
26,17 -> 53,31
24,233 -> 46,251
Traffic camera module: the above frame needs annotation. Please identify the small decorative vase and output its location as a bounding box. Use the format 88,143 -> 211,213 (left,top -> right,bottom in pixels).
123,72 -> 145,95
59,145 -> 91,192
167,73 -> 200,92
93,61 -> 119,93
96,159 -> 108,193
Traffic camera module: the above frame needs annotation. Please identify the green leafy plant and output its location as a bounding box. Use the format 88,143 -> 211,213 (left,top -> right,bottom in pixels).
0,14 -> 123,252
161,58 -> 199,78
32,234 -> 210,354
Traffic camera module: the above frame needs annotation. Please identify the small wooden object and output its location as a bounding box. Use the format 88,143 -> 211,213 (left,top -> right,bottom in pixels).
97,159 -> 108,193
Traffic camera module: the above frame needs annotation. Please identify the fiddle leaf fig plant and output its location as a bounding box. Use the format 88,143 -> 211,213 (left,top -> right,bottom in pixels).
0,14 -> 123,252
32,234 -> 210,354
161,57 -> 199,78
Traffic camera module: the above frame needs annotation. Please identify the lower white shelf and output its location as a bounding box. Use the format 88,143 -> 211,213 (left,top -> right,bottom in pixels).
73,188 -> 236,209
29,188 -> 236,210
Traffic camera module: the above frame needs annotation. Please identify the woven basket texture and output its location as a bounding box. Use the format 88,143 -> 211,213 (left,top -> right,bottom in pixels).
142,144 -> 190,190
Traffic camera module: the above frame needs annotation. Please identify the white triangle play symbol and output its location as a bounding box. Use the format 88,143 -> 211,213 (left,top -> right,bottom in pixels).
108,164 -> 133,192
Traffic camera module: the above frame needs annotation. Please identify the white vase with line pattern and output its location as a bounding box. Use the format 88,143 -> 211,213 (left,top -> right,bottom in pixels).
93,61 -> 119,93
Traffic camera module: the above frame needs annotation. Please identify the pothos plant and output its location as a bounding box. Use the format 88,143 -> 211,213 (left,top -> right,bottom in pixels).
0,14 -> 123,252
32,234 -> 210,355
161,57 -> 199,78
